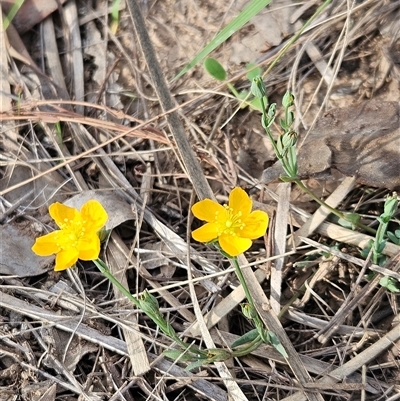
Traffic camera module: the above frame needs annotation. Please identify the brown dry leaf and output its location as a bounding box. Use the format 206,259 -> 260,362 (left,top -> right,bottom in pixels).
263,100 -> 400,190
140,242 -> 177,280
0,224 -> 51,276
52,329 -> 98,373
1,0 -> 68,34
20,381 -> 56,401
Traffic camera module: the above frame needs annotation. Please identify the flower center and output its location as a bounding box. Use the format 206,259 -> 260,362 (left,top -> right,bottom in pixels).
216,206 -> 245,236
55,218 -> 86,249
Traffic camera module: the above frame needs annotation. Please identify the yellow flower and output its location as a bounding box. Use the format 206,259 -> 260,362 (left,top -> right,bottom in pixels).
191,187 -> 268,256
32,200 -> 108,271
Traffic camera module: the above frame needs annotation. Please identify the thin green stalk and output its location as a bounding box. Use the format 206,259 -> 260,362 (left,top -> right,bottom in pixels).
3,0 -> 24,30
93,259 -> 140,307
253,79 -> 376,236
231,336 -> 263,357
231,257 -> 257,314
231,256 -> 265,333
231,256 -> 288,357
93,258 -> 189,350
94,257 -> 273,363
293,179 -> 376,235
258,95 -> 283,159
227,82 -> 241,99
262,0 -> 332,78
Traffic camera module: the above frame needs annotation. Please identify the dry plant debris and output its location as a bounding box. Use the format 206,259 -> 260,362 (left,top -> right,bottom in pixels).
263,100 -> 400,190
0,0 -> 400,400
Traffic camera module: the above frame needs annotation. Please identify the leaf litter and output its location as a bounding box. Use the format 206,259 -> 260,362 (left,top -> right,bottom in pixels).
0,0 -> 400,400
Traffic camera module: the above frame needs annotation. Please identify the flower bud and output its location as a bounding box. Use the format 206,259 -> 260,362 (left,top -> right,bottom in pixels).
282,91 -> 294,108
281,130 -> 297,149
383,194 -> 399,220
138,290 -> 160,317
251,77 -> 267,99
241,303 -> 257,320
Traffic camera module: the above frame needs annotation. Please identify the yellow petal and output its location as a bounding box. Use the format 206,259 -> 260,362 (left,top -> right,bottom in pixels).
229,187 -> 252,217
219,234 -> 252,256
31,231 -> 61,256
241,211 -> 269,239
49,203 -> 79,229
80,200 -> 108,232
78,234 -> 101,260
192,199 -> 226,222
192,222 -> 220,243
54,249 -> 79,271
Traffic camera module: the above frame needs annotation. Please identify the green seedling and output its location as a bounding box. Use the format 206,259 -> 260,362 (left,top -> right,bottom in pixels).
379,276 -> 400,293
92,201 -> 286,370
361,194 -> 400,292
387,228 -> 400,245
204,58 -> 264,111
54,122 -> 63,147
252,77 -> 376,235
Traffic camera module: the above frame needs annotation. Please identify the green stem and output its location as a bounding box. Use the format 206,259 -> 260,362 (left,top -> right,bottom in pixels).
263,0 -> 332,78
231,336 -> 263,357
293,179 -> 376,235
93,257 -> 274,363
93,259 -> 141,307
227,82 -> 240,98
258,90 -> 376,235
231,257 -> 256,312
93,258 -> 190,350
231,256 -> 266,334
258,96 -> 283,159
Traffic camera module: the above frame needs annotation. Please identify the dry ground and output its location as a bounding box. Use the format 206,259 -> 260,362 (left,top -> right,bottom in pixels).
0,0 -> 400,400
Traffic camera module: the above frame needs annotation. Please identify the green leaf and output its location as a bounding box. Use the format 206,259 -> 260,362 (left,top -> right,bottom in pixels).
261,114 -> 269,130
3,0 -> 24,30
360,248 -> 370,259
248,97 -> 263,111
163,349 -> 194,362
375,239 -> 387,254
204,58 -> 227,81
236,90 -> 264,111
282,91 -> 295,108
98,227 -> 111,243
231,329 -> 260,348
377,215 -> 389,225
338,213 -> 360,230
267,103 -> 276,122
241,303 -> 257,320
111,0 -> 121,21
185,359 -> 208,371
267,331 -> 288,358
174,0 -> 273,80
237,90 -> 249,100
384,196 -> 399,217
251,76 -> 267,99
246,63 -> 262,80
360,239 -> 373,258
279,175 -> 294,182
379,276 -> 400,293
387,231 -> 399,244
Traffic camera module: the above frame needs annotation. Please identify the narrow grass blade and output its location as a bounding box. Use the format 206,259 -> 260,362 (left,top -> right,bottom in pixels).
3,0 -> 24,30
174,0 -> 273,80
